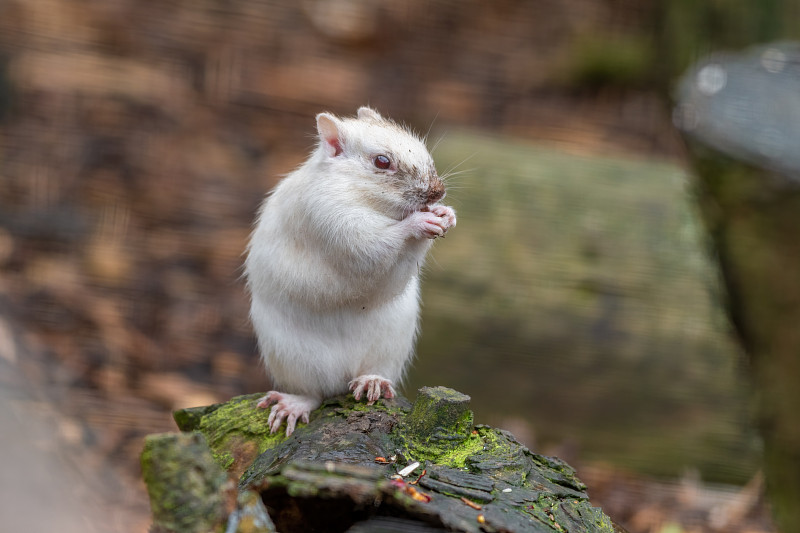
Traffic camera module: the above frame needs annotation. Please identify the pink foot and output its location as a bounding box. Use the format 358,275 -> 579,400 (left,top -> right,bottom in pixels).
348,375 -> 396,405
257,391 -> 320,436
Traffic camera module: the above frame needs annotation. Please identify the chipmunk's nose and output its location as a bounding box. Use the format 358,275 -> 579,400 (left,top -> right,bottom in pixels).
426,173 -> 445,204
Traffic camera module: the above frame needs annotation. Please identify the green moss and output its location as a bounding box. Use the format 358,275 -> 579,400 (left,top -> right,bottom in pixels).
174,404 -> 218,431
140,432 -> 230,533
521,494 -> 616,532
467,426 -> 509,460
329,394 -> 408,416
522,494 -> 560,529
176,393 -> 287,472
214,451 -> 235,471
405,430 -> 485,468
397,386 -> 481,466
393,414 -> 515,470
441,431 -> 485,468
407,387 -> 472,437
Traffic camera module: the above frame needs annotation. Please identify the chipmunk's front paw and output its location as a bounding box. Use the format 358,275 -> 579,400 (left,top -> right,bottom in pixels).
429,205 -> 456,232
257,391 -> 320,436
348,375 -> 395,405
405,206 -> 456,240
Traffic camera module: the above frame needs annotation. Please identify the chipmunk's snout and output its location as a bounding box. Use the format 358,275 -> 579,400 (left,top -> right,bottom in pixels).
426,173 -> 445,204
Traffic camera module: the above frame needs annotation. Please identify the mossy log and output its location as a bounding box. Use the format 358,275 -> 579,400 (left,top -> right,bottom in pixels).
141,386 -> 619,533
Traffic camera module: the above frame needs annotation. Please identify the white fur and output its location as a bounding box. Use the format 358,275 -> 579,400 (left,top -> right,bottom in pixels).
245,107 -> 455,434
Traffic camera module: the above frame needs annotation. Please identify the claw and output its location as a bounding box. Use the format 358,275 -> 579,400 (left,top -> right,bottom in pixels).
257,391 -> 281,409
349,375 -> 395,405
286,413 -> 298,436
257,391 -> 320,436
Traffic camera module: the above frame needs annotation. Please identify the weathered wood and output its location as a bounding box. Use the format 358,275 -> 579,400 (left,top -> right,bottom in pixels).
142,387 -> 621,532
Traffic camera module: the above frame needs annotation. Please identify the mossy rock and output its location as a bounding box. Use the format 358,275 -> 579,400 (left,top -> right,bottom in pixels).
145,386 -> 620,532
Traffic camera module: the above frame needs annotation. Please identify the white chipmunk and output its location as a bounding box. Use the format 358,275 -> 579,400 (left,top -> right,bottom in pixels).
245,107 -> 456,436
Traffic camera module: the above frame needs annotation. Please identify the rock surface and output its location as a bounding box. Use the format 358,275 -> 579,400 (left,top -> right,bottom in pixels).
142,386 -> 619,532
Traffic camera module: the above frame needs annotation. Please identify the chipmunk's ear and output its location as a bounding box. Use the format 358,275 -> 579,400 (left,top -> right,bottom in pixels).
357,106 -> 382,122
316,113 -> 344,157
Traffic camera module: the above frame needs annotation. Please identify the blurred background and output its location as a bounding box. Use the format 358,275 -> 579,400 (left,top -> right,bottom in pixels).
1,1 -> 797,532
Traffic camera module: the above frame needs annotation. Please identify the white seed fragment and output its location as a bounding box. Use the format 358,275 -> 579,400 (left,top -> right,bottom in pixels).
398,461 -> 421,477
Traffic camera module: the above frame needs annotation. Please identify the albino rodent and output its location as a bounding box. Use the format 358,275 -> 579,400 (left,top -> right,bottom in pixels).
244,106 -> 456,436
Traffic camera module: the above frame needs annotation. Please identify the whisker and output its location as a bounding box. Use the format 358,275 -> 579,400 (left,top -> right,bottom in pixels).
429,133 -> 447,155
440,183 -> 473,192
423,111 -> 441,144
440,168 -> 475,182
441,153 -> 476,177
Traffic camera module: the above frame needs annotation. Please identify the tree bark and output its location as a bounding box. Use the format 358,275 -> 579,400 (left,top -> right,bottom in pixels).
674,42 -> 800,532
142,387 -> 622,533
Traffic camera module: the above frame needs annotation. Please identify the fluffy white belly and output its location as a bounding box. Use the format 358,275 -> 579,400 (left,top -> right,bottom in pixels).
251,277 -> 420,399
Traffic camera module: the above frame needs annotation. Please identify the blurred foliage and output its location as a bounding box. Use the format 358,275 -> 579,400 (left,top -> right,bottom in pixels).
656,0 -> 800,86
562,33 -> 654,91
558,0 -> 800,94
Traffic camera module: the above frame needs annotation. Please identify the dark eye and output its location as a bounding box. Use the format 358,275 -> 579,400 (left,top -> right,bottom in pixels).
373,155 -> 391,170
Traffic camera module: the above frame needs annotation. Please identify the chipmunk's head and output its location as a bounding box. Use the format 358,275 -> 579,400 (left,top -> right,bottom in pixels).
315,107 -> 445,217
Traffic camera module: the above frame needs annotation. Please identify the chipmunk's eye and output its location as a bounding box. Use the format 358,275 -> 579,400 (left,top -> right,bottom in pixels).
373,155 -> 391,170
